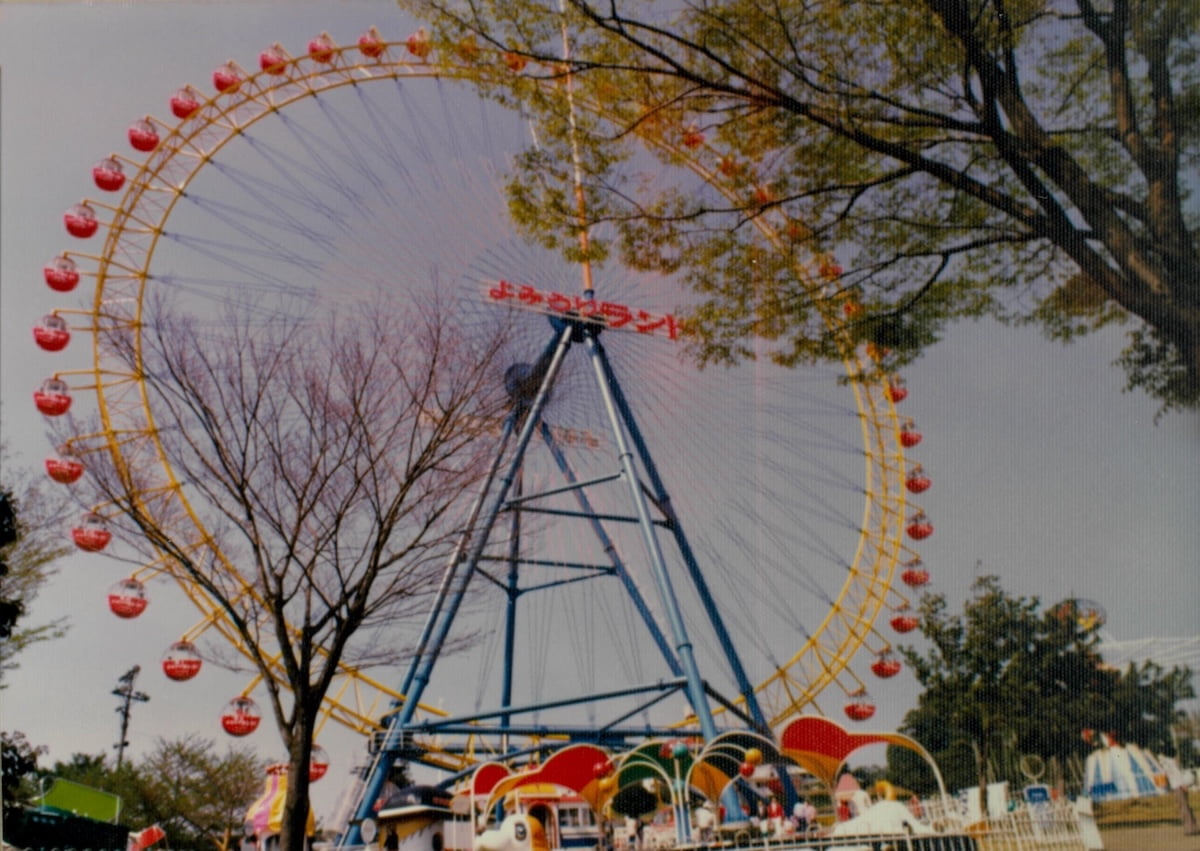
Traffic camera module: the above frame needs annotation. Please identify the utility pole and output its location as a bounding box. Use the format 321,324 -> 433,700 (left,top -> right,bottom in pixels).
112,665 -> 149,768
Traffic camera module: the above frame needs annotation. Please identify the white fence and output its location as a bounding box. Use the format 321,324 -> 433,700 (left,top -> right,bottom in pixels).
906,798 -> 1094,851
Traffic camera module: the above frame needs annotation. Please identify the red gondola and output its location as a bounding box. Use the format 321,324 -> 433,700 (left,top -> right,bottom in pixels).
844,691 -> 876,721
45,447 -> 85,484
871,651 -> 902,678
905,466 -> 932,494
906,512 -> 933,540
259,45 -> 288,74
72,512 -> 112,552
358,28 -> 385,59
406,29 -> 431,59
890,611 -> 920,633
221,696 -> 261,736
900,559 -> 931,588
34,314 -> 71,352
107,578 -> 148,618
128,119 -> 159,152
34,378 -> 72,416
818,257 -> 843,279
64,203 -> 98,238
162,640 -> 203,681
503,51 -> 527,72
885,376 -> 908,403
212,62 -> 242,93
309,745 -> 330,782
899,419 -> 922,447
44,255 -> 81,292
92,157 -> 126,191
169,86 -> 202,119
308,34 -> 335,63
865,342 -> 892,363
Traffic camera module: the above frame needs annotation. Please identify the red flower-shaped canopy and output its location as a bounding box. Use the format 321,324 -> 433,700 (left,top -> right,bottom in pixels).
480,745 -> 616,813
778,715 -> 936,790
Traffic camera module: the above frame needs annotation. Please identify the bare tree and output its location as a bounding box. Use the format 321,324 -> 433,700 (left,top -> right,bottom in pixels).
68,292 -> 510,851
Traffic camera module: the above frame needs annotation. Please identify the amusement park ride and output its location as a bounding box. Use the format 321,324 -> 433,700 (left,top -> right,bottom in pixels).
25,25 -> 999,851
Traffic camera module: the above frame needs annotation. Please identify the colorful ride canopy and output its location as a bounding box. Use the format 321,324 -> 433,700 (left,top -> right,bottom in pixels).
460,716 -> 943,823
778,716 -> 936,791
245,765 -> 315,839
471,745 -> 617,815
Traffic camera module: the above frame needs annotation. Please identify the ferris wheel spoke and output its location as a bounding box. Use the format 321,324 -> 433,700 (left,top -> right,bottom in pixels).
304,95 -> 411,195
178,188 -> 345,260
202,153 -> 356,235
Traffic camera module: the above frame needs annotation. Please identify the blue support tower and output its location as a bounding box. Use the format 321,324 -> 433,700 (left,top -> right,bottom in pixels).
339,305 -> 776,847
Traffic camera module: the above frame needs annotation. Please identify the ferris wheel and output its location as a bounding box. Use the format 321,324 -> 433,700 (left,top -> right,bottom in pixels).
31,26 -> 935,784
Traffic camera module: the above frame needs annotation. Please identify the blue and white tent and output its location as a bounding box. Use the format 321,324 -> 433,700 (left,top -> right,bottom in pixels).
1083,741 -> 1169,801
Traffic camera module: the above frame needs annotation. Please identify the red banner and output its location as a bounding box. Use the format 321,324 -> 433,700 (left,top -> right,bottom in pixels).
485,280 -> 681,341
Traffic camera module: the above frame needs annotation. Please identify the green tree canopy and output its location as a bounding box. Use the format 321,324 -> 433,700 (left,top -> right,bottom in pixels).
1175,708 -> 1200,768
1,731 -> 47,823
401,0 -> 1200,415
42,736 -> 267,851
888,575 -> 1194,796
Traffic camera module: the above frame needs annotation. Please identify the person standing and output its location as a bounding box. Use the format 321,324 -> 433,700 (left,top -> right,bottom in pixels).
908,794 -> 924,819
693,803 -> 716,845
790,800 -> 808,835
766,797 -> 784,835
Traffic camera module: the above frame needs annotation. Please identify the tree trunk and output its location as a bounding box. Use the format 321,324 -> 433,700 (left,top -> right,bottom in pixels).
971,739 -> 988,821
278,735 -> 313,851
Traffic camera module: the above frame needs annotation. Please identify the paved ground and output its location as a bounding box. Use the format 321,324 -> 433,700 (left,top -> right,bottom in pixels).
1099,824 -> 1200,850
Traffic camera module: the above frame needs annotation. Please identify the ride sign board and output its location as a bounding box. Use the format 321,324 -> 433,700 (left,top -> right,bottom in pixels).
1023,785 -> 1051,804
485,280 -> 682,341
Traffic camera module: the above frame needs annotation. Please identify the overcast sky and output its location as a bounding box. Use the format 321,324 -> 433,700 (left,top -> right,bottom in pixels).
2,1 -> 1197,824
